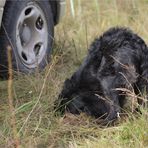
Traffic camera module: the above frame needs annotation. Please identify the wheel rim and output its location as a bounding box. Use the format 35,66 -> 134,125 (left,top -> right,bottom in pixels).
16,3 -> 48,68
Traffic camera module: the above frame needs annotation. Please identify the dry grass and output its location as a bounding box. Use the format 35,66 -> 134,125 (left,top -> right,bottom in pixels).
0,0 -> 148,147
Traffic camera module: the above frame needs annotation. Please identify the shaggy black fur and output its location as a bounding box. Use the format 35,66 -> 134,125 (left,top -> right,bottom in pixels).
58,27 -> 148,123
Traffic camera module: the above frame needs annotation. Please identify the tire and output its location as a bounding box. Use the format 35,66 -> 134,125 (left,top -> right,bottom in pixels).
0,0 -> 54,78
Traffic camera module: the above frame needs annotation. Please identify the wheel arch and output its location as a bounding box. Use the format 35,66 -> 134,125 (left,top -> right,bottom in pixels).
49,0 -> 65,25
49,0 -> 58,25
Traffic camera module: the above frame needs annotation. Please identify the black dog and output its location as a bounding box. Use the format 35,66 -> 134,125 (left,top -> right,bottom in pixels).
58,27 -> 148,123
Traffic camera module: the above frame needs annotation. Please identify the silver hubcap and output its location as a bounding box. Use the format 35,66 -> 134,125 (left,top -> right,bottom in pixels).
16,3 -> 48,68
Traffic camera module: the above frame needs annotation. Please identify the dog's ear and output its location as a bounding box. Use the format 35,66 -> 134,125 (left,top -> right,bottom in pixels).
55,79 -> 73,113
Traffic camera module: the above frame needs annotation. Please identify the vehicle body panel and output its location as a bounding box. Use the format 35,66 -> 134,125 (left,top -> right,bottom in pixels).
0,0 -> 6,27
56,0 -> 66,24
